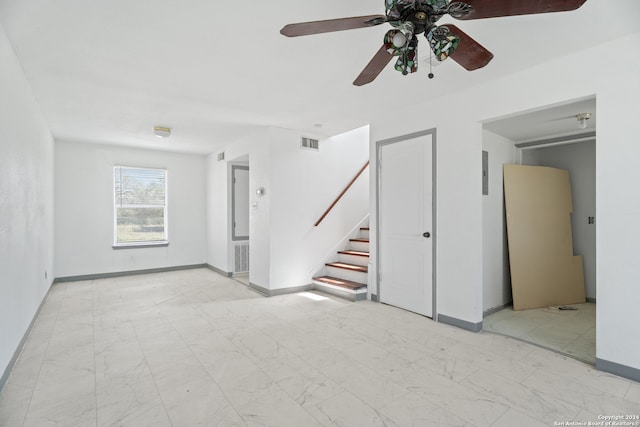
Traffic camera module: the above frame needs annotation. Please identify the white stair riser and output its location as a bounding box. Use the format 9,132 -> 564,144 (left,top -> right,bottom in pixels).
359,229 -> 370,239
349,241 -> 370,252
325,266 -> 367,284
338,253 -> 369,266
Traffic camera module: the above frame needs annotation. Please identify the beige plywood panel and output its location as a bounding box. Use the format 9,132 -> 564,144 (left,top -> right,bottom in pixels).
504,164 -> 586,310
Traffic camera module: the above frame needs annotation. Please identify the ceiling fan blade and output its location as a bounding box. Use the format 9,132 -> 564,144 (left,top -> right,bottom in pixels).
453,0 -> 587,20
280,15 -> 387,37
443,24 -> 494,70
353,45 -> 394,86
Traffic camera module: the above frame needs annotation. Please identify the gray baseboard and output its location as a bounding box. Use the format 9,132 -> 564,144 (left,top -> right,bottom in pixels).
55,264 -> 208,283
248,282 -> 313,297
248,282 -> 269,296
370,294 -> 379,302
438,314 -> 483,333
1,281 -> 53,395
595,358 -> 640,383
483,302 -> 513,318
271,284 -> 313,296
586,297 -> 596,303
205,264 -> 232,277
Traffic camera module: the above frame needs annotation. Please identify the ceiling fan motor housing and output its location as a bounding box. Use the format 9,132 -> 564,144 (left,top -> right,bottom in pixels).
386,0 -> 459,34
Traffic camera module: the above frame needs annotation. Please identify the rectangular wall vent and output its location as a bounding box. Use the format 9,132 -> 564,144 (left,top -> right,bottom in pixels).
301,137 -> 319,151
234,242 -> 249,273
217,152 -> 225,161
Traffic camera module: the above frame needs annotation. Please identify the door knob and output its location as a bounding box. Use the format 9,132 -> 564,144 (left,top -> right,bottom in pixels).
423,232 -> 431,238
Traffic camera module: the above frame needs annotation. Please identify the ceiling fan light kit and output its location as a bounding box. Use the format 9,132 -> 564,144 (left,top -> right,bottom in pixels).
576,113 -> 591,129
280,0 -> 588,86
153,126 -> 172,138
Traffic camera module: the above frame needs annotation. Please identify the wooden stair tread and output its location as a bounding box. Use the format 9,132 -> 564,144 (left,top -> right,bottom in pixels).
338,250 -> 369,257
350,238 -> 369,243
326,262 -> 368,273
314,276 -> 367,290
360,227 -> 370,231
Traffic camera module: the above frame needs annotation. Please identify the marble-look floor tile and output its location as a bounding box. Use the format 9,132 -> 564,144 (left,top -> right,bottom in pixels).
263,356 -> 344,408
306,390 -> 395,427
523,369 -> 640,415
235,390 -> 320,427
460,368 -> 581,423
96,374 -> 170,427
395,364 -> 509,426
160,377 -> 245,427
484,303 -> 596,363
491,408 -> 549,427
326,358 -> 409,409
24,388 -> 96,427
1,270 -> 636,427
443,341 -> 537,383
626,382 -> 640,405
0,380 -> 33,427
379,392 -> 472,427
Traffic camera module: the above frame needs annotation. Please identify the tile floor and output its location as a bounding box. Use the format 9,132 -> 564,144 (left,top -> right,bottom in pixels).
483,303 -> 596,365
0,269 -> 638,427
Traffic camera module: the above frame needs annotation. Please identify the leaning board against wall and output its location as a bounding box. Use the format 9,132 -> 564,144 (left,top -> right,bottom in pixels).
503,164 -> 585,310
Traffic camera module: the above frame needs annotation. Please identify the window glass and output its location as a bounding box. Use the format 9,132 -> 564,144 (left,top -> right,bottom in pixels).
114,166 -> 167,245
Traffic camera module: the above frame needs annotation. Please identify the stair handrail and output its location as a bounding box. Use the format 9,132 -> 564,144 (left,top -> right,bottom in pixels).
314,161 -> 369,227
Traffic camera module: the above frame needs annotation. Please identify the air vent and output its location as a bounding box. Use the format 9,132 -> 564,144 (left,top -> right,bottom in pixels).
217,151 -> 225,161
234,242 -> 249,273
301,137 -> 319,151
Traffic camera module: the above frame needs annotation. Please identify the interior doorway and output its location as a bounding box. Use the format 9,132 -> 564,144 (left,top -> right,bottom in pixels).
230,162 -> 250,282
482,97 -> 596,364
376,129 -> 436,318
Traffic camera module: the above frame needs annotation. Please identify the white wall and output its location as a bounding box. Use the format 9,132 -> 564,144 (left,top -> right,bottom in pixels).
370,32 -> 640,373
482,131 -> 517,312
523,141 -> 596,300
206,126 -> 369,290
267,126 -> 369,290
0,24 -> 54,380
55,141 -> 206,277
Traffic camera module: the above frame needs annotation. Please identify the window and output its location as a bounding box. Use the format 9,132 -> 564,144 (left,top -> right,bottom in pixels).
113,166 -> 168,247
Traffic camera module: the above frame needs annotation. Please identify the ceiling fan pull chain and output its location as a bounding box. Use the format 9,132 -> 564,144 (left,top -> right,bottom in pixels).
429,49 -> 434,79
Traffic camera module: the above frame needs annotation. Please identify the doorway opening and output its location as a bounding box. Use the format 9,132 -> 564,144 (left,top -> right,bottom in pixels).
230,159 -> 250,285
482,96 -> 596,364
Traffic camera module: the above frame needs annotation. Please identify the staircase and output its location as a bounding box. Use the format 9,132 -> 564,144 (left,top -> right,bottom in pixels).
313,227 -> 369,301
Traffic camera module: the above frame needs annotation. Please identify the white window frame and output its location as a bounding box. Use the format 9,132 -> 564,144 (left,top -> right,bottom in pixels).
113,165 -> 169,248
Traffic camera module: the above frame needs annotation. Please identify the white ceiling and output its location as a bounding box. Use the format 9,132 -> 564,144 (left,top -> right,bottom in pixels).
483,97 -> 597,143
0,0 -> 638,154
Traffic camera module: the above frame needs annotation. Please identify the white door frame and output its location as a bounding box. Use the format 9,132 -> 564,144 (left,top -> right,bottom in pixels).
375,128 -> 438,318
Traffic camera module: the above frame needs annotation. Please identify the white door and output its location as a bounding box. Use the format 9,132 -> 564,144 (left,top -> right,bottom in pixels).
232,166 -> 249,240
378,133 -> 433,317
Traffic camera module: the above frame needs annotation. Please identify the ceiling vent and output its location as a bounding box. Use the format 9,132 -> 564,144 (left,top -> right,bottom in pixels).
301,137 -> 319,151
217,152 -> 225,161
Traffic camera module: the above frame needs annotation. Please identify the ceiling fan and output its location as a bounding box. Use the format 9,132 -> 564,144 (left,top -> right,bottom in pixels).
280,0 -> 588,86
